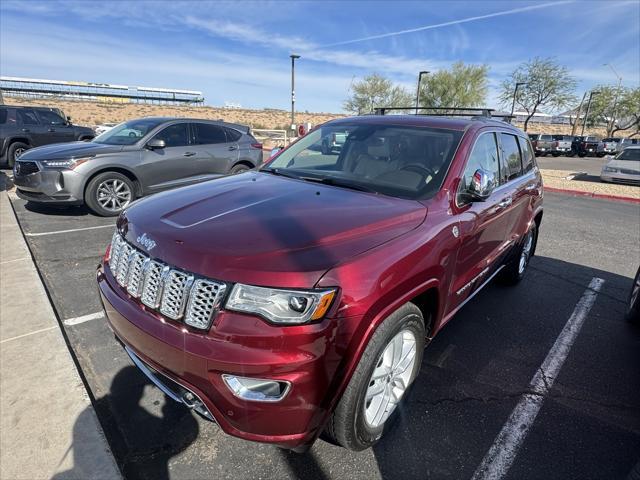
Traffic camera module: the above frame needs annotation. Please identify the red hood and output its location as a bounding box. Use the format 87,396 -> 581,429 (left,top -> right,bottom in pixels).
119,172 -> 426,288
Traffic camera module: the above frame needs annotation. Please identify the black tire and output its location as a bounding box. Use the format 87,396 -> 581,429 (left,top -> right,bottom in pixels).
552,152 -> 560,157
578,153 -> 586,158
324,303 -> 426,451
229,163 -> 251,174
500,222 -> 538,285
85,171 -> 135,217
625,267 -> 640,324
7,142 -> 29,167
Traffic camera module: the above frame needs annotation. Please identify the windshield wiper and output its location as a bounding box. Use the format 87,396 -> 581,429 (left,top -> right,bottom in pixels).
260,168 -> 301,180
302,176 -> 377,194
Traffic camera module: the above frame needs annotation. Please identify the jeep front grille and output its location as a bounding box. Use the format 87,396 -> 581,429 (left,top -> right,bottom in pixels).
108,232 -> 227,329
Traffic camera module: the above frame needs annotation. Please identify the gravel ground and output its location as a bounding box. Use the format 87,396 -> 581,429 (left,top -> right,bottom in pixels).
540,169 -> 640,199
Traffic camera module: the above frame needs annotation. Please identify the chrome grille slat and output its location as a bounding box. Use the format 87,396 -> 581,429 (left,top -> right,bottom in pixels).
185,279 -> 227,329
126,253 -> 147,297
115,244 -> 133,286
108,232 -> 226,329
141,261 -> 166,309
160,271 -> 193,320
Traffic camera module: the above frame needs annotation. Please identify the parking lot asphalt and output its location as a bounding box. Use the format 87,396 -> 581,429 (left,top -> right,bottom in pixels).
536,155 -> 608,176
3,167 -> 639,480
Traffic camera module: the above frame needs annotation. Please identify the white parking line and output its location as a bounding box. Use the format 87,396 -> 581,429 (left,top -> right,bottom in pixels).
63,311 -> 104,326
24,224 -> 115,237
0,325 -> 58,344
472,277 -> 604,480
0,257 -> 30,265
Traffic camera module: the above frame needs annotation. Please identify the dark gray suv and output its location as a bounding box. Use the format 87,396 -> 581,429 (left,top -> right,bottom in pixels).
13,117 -> 263,216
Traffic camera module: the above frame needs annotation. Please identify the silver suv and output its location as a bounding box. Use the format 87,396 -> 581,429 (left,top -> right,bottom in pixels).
13,117 -> 263,216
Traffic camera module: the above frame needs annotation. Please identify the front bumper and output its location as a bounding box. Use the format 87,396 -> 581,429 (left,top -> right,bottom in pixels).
97,263 -> 352,448
601,172 -> 640,185
13,163 -> 84,205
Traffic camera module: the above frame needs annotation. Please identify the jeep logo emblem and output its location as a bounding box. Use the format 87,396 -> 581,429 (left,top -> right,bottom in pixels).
136,233 -> 156,251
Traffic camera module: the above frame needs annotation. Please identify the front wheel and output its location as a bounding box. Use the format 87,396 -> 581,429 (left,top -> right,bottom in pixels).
7,142 -> 29,167
324,303 -> 425,451
229,163 -> 251,175
85,172 -> 134,216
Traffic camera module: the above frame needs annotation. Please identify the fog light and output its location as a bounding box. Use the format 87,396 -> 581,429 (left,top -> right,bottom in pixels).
222,374 -> 291,402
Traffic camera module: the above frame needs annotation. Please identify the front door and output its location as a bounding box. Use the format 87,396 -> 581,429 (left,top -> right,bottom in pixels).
448,131 -> 511,316
35,109 -> 75,144
138,122 -> 198,192
16,109 -> 49,147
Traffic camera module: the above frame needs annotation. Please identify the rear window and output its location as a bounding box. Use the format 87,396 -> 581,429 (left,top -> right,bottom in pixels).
17,109 -> 39,126
540,135 -> 553,141
225,128 -> 242,142
500,133 -> 523,181
0,108 -> 17,125
193,123 -> 227,144
552,135 -> 572,141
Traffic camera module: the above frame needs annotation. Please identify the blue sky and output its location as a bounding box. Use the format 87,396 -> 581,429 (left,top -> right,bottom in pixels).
1,0 -> 639,113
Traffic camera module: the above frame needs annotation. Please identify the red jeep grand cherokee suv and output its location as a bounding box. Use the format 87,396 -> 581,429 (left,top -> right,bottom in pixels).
97,114 -> 543,451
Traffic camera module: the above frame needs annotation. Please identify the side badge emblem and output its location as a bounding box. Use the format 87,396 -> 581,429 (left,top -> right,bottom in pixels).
452,226 -> 460,238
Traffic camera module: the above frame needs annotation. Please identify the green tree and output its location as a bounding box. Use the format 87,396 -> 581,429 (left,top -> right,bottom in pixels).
343,73 -> 412,114
499,57 -> 577,132
418,62 -> 489,111
587,85 -> 640,136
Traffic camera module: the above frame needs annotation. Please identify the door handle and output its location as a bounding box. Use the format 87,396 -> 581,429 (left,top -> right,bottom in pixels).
497,197 -> 512,209
183,152 -> 196,157
21,128 -> 30,133
228,145 -> 238,151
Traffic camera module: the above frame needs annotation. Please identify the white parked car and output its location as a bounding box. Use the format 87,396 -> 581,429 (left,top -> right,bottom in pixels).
94,123 -> 118,135
601,146 -> 640,185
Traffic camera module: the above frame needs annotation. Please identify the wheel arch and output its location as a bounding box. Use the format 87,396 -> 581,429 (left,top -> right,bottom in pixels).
232,159 -> 256,170
83,167 -> 142,199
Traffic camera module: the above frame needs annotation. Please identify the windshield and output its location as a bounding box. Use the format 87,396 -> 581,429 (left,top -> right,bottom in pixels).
540,135 -> 553,140
93,118 -> 165,145
263,123 -> 464,200
616,148 -> 640,161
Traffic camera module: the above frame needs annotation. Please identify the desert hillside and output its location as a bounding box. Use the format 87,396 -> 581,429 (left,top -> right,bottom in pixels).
4,97 -> 345,131
3,97 -> 613,137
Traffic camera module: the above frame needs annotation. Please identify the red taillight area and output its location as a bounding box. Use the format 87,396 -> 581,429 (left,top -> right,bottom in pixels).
104,243 -> 111,263
251,143 -> 263,150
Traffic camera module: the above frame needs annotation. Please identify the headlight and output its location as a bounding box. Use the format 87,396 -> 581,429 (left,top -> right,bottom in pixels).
225,284 -> 336,324
603,166 -> 618,173
40,156 -> 93,169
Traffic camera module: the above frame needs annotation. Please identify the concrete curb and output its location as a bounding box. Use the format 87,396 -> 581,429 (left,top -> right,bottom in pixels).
544,186 -> 640,204
0,185 -> 122,480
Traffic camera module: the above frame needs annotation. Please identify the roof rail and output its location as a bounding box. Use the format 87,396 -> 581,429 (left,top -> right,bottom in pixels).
372,106 -> 507,118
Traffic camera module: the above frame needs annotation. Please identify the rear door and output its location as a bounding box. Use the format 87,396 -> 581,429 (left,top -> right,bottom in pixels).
449,131 -> 511,314
497,132 -> 530,247
35,109 -> 75,143
190,122 -> 239,175
138,122 -> 197,192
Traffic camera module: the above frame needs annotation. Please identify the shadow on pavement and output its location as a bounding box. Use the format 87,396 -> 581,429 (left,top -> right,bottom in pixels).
0,169 -> 14,192
55,366 -> 199,480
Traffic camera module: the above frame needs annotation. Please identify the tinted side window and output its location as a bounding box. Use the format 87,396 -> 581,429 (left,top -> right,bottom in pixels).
500,133 -> 523,181
459,132 -> 500,201
193,123 -> 227,145
518,136 -> 535,173
0,109 -> 6,124
225,128 -> 242,142
37,110 -> 66,125
153,123 -> 190,147
17,109 -> 39,125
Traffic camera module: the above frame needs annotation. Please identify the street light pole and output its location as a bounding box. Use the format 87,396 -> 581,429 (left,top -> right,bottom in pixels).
510,82 -> 527,123
604,63 -> 622,135
415,71 -> 429,114
581,90 -> 599,136
290,54 -> 300,132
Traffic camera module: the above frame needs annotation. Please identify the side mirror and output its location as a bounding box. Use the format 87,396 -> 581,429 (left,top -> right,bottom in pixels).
66,116 -> 72,125
146,138 -> 166,150
465,168 -> 496,202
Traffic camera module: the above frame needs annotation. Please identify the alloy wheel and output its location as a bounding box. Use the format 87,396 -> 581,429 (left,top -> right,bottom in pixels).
364,329 -> 417,428
518,229 -> 534,275
96,178 -> 132,213
14,147 -> 25,158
